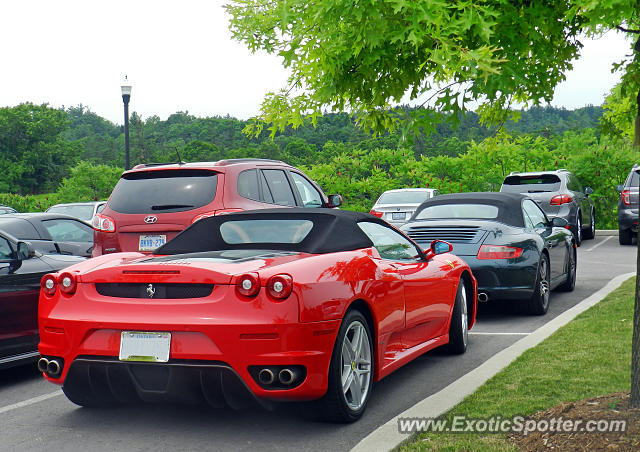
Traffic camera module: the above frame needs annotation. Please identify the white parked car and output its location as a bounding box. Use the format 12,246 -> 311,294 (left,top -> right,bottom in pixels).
46,201 -> 106,223
370,188 -> 440,226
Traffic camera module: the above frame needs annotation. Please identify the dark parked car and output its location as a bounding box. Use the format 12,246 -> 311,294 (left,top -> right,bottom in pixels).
92,159 -> 342,256
401,192 -> 576,315
0,231 -> 84,369
617,164 -> 639,245
0,213 -> 94,257
500,169 -> 595,246
0,204 -> 17,215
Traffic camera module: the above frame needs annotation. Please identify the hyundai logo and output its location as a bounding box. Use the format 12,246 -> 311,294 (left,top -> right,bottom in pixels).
146,284 -> 156,298
144,216 -> 158,224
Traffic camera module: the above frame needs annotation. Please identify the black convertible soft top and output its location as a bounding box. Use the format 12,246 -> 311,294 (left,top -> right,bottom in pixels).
156,208 -> 390,255
411,192 -> 529,227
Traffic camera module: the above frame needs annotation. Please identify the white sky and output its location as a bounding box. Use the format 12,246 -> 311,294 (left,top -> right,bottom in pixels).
0,0 -> 632,125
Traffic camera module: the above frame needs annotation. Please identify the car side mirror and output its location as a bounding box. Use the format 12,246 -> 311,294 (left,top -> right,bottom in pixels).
327,194 -> 342,208
616,184 -> 624,192
584,187 -> 594,195
424,240 -> 453,259
550,217 -> 569,228
17,241 -> 35,260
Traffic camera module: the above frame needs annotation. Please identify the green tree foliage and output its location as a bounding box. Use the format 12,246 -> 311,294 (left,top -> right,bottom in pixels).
0,103 -> 80,194
55,161 -> 123,203
226,0 -> 638,137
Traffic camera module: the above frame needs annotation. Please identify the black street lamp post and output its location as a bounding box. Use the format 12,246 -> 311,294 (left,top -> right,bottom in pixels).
121,76 -> 132,170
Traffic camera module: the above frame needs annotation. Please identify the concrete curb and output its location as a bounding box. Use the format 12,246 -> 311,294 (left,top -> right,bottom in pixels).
351,272 -> 636,452
596,230 -> 617,236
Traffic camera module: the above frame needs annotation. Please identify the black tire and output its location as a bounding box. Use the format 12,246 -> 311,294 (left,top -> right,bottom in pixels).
526,253 -> 550,315
583,209 -> 595,240
574,215 -> 582,247
619,227 -> 633,245
444,279 -> 469,354
558,244 -> 576,292
320,309 -> 373,423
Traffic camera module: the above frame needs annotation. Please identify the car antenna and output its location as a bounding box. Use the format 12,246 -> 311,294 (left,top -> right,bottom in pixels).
175,147 -> 185,166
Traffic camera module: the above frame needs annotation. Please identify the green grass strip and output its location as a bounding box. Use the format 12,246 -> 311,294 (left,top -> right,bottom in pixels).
400,277 -> 636,452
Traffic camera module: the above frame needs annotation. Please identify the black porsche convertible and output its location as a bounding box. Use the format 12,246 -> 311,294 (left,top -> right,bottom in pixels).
401,192 -> 576,315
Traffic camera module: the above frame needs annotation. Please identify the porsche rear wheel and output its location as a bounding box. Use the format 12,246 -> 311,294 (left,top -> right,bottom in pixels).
445,279 -> 468,354
526,254 -> 550,315
583,209 -> 595,240
320,310 -> 373,423
558,245 -> 577,292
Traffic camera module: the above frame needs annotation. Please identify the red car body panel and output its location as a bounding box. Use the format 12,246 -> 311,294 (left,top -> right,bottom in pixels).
39,245 -> 476,401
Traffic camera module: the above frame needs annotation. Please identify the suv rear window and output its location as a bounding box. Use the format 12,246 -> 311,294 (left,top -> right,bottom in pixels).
627,170 -> 639,188
109,169 -> 218,214
501,174 -> 561,193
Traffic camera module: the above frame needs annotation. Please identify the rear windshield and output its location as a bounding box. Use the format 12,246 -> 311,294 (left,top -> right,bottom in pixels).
47,205 -> 95,221
108,170 -> 218,214
219,219 -> 313,244
377,191 -> 433,204
626,170 -> 639,188
501,175 -> 561,193
415,204 -> 499,220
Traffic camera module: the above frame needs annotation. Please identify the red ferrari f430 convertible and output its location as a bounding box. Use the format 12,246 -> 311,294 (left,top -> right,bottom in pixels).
39,209 -> 476,422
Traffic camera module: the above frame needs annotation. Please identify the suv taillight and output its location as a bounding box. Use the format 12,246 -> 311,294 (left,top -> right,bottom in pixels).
550,194 -> 573,205
621,190 -> 631,206
192,208 -> 243,223
93,213 -> 115,232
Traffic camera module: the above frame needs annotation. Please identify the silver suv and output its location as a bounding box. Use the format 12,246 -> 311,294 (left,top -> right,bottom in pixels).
500,169 -> 595,246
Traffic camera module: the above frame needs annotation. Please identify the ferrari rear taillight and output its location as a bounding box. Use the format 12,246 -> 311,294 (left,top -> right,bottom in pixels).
192,208 -> 244,224
41,274 -> 57,296
266,274 -> 293,300
477,245 -> 523,260
59,272 -> 77,295
550,194 -> 573,205
621,189 -> 631,206
369,210 -> 383,218
93,213 -> 115,232
236,273 -> 260,297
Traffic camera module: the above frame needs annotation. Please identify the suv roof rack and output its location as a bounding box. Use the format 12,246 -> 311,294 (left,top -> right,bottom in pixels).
214,158 -> 285,166
131,162 -> 186,169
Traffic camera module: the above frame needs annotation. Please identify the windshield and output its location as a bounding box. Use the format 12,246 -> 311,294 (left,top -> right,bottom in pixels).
220,220 -> 313,244
501,175 -> 561,193
47,205 -> 95,221
377,191 -> 433,204
108,170 -> 218,214
415,204 -> 499,220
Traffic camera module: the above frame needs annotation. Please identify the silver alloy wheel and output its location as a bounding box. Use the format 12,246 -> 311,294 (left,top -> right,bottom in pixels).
590,210 -> 595,236
539,258 -> 550,309
341,320 -> 372,411
576,217 -> 582,243
460,282 -> 468,347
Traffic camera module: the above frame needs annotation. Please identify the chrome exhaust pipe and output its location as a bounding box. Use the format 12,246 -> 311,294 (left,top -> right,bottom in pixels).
37,358 -> 49,373
478,293 -> 489,303
47,359 -> 61,376
258,368 -> 275,385
278,368 -> 296,385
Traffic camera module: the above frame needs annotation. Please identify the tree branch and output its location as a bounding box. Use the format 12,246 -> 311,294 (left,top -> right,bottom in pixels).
617,25 -> 640,34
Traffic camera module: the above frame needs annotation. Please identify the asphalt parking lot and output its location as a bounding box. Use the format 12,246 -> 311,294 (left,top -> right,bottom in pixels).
0,234 -> 636,452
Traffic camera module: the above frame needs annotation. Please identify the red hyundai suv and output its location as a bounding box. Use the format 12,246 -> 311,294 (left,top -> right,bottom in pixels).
92,159 -> 342,256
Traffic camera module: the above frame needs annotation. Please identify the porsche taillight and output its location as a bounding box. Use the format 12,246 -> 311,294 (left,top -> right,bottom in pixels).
266,274 -> 293,300
41,274 -> 57,296
59,272 -> 77,295
621,190 -> 631,206
550,194 -> 573,205
477,245 -> 523,260
93,213 -> 115,232
236,273 -> 260,298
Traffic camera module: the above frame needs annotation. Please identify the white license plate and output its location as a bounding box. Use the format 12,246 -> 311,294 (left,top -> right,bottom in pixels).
119,331 -> 171,362
392,212 -> 406,220
139,235 -> 166,251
